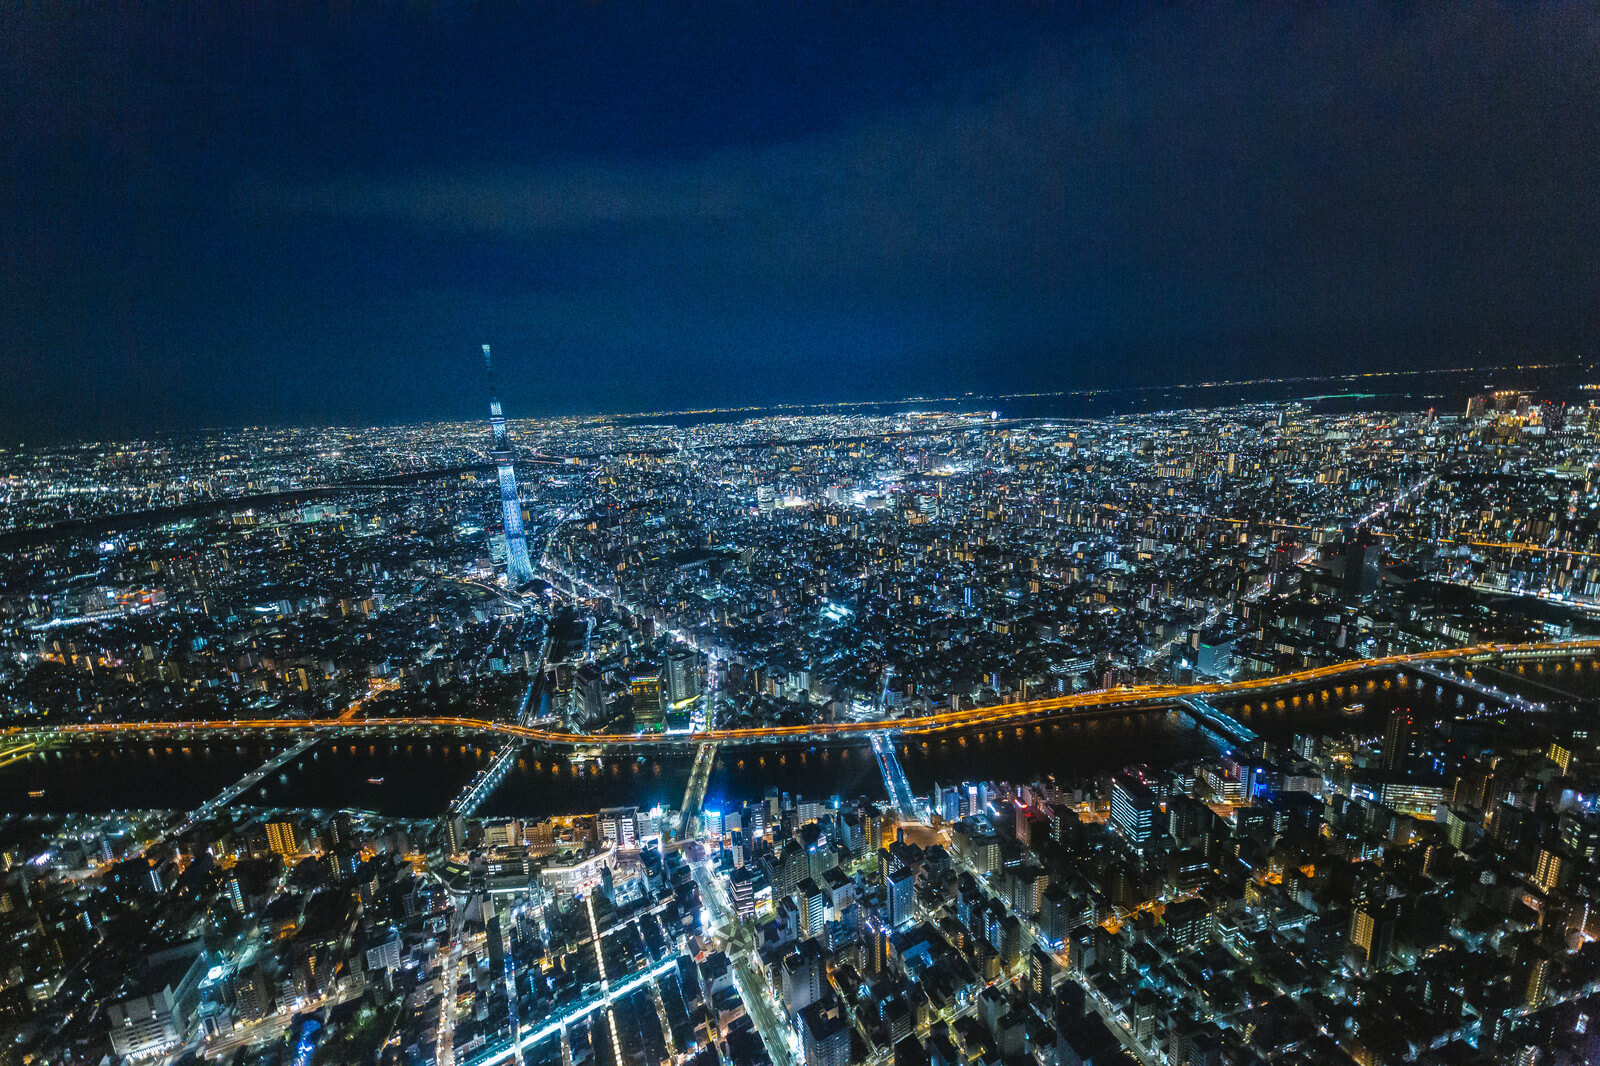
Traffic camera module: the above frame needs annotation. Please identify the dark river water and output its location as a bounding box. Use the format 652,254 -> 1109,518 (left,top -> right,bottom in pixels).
3,657 -> 1596,819
0,741 -> 280,814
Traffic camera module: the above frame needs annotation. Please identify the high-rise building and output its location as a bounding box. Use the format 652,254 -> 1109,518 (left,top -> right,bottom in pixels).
1162,898 -> 1214,952
1532,848 -> 1563,893
1010,865 -> 1049,916
232,966 -> 273,1022
1342,537 -> 1383,598
1027,945 -> 1055,997
1382,709 -> 1422,774
936,784 -> 963,823
781,943 -> 822,1014
797,877 -> 827,938
665,647 -> 702,706
574,663 -> 605,727
800,1001 -> 852,1066
1560,812 -> 1600,862
1347,901 -> 1395,971
730,867 -> 756,918
885,861 -> 914,929
266,820 -> 297,859
599,808 -> 638,850
1525,956 -> 1552,1009
1110,774 -> 1157,853
631,673 -> 664,732
447,817 -> 469,855
481,345 -> 534,586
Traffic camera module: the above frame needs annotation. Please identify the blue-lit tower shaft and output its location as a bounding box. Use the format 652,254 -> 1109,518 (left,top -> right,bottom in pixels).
483,344 -> 535,585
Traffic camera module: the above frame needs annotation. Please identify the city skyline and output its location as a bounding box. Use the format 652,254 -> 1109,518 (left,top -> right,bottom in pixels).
4,377 -> 1600,1064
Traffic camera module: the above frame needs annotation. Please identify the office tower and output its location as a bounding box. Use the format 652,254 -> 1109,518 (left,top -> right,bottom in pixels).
840,811 -> 863,855
486,909 -> 505,975
1110,773 -> 1157,853
1560,812 -> 1600,862
1010,865 -> 1049,916
481,345 -> 534,585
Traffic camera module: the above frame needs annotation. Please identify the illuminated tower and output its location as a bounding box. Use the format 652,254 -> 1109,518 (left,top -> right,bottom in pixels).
482,344 -> 534,585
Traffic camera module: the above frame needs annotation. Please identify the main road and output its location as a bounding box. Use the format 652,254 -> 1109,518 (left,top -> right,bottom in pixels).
4,639 -> 1594,750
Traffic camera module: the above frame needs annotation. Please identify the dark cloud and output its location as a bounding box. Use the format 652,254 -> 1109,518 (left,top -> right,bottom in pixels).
265,165 -> 749,233
2,2 -> 1597,438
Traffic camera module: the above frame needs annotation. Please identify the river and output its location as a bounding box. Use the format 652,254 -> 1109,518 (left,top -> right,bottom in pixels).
3,659 -> 1595,818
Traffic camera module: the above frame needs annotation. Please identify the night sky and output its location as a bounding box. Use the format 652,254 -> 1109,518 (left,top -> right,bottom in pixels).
4,2 -> 1598,439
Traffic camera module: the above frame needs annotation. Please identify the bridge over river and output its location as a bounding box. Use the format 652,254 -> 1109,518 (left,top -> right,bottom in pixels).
8,639 -> 1593,755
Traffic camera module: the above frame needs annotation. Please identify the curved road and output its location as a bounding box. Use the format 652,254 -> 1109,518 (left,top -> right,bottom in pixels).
6,639 -> 1596,749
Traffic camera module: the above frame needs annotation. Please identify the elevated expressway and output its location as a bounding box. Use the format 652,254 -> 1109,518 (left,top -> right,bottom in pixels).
5,640 -> 1597,752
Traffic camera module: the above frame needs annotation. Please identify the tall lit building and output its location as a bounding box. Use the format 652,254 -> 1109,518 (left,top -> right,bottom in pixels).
1532,848 -> 1563,893
800,1001 -> 851,1066
1027,944 -> 1055,997
631,673 -> 664,732
885,859 -> 914,928
1342,537 -> 1383,598
665,647 -> 702,705
481,344 -> 534,586
1382,709 -> 1421,774
266,820 -> 297,859
1525,956 -> 1552,1009
574,663 -> 605,726
1110,773 -> 1157,854
797,877 -> 826,938
1347,901 -> 1395,971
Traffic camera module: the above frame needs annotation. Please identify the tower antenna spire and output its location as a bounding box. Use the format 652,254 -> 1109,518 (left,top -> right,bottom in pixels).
483,344 -> 508,449
478,343 -> 533,584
